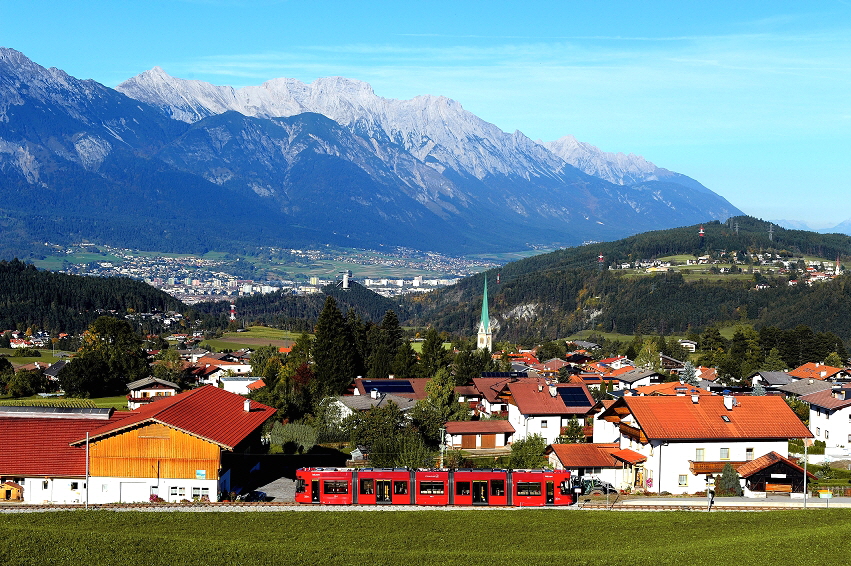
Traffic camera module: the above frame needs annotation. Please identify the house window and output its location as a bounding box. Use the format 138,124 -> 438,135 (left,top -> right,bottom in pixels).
201,488 -> 209,498
540,420 -> 548,429
42,480 -> 48,490
170,486 -> 178,497
678,475 -> 688,487
178,487 -> 186,498
70,482 -> 79,490
746,448 -> 754,461
825,430 -> 830,440
720,448 -> 730,460
695,448 -> 705,462
192,487 -> 201,498
101,484 -> 108,493
817,427 -> 820,436
150,486 -> 159,497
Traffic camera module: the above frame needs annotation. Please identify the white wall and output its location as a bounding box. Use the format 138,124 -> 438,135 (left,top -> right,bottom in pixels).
19,477 -> 86,504
619,438 -> 788,495
88,477 -> 219,504
809,405 -> 851,449
508,405 -> 563,444
592,415 -> 621,444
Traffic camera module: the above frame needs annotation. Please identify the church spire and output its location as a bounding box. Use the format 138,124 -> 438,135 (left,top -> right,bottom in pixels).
477,275 -> 492,350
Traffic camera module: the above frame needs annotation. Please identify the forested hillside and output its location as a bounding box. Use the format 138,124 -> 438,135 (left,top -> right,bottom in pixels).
194,282 -> 404,331
405,216 -> 851,344
0,259 -> 184,334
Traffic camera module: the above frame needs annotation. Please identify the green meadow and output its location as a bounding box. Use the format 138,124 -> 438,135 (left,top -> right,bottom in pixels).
0,509 -> 848,565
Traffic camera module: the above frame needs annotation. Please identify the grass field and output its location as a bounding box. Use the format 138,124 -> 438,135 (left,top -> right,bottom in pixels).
0,349 -> 64,367
200,326 -> 304,351
0,395 -> 129,410
0,510 -> 849,565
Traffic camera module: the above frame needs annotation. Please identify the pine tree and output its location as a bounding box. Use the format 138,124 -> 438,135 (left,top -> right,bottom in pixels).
419,327 -> 451,379
681,361 -> 699,386
313,296 -> 357,395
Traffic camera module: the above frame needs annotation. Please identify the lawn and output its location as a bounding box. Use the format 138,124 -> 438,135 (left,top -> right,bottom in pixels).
200,326 -> 304,351
0,349 -> 64,367
1,510 -> 850,565
0,395 -> 128,411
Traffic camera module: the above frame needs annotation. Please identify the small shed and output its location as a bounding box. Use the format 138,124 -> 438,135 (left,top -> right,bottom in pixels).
738,452 -> 816,495
1,481 -> 23,501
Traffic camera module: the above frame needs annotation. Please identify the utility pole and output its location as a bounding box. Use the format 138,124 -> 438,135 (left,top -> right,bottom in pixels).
439,427 -> 446,468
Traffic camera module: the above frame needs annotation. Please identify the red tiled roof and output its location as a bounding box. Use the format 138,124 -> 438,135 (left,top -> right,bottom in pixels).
603,396 -> 812,440
799,389 -> 851,410
471,377 -> 515,403
736,451 -> 816,479
0,413 -> 131,477
548,443 -> 620,468
445,420 -> 515,435
246,379 -> 266,391
610,448 -> 646,464
697,367 -> 718,382
633,381 -> 711,396
508,381 -> 593,415
71,386 -> 276,450
607,366 -> 638,377
789,362 -> 844,380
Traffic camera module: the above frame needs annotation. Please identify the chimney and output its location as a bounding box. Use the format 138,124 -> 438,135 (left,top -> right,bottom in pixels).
243,398 -> 251,412
821,371 -> 827,378
370,388 -> 379,400
691,394 -> 699,404
548,384 -> 557,397
723,395 -> 734,411
808,378 -> 814,385
538,383 -> 544,392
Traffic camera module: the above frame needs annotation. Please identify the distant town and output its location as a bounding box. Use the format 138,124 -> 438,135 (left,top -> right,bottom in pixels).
43,243 -> 505,303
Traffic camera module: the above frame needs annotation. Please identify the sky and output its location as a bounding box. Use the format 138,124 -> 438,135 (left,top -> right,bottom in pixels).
3,1 -> 851,228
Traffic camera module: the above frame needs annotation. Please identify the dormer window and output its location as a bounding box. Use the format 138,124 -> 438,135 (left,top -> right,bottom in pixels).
721,415 -> 730,422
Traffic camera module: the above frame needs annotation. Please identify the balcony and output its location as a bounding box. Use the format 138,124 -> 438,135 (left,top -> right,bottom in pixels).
619,423 -> 647,443
688,461 -> 748,475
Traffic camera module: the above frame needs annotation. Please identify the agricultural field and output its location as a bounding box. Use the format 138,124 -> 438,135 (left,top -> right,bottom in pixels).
199,326 -> 302,351
1,510 -> 850,565
0,395 -> 129,411
0,349 -> 64,367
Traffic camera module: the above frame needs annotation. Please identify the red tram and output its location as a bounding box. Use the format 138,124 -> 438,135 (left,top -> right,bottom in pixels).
295,468 -> 575,506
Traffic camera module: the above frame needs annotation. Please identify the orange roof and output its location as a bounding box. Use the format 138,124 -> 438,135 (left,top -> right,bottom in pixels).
607,366 -> 639,377
508,381 -> 594,415
736,451 -> 816,479
632,381 -> 711,396
789,362 -> 844,381
610,448 -> 647,464
71,386 -> 276,450
278,346 -> 292,354
601,396 -> 812,441
246,379 -> 266,391
697,367 -> 718,382
445,421 -> 515,435
548,443 -> 621,468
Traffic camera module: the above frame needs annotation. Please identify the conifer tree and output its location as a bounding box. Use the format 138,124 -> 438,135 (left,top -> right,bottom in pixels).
313,296 -> 356,395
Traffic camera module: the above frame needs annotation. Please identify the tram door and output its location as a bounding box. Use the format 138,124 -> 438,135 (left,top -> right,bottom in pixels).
311,480 -> 320,503
473,481 -> 489,505
545,481 -> 554,505
376,480 -> 392,503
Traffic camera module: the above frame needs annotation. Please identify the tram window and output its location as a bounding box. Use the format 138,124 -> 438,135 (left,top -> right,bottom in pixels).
295,479 -> 306,494
323,480 -> 349,494
516,482 -> 542,496
393,481 -> 408,495
419,481 -> 445,495
360,479 -> 375,495
490,480 -> 505,496
559,481 -> 571,495
455,481 -> 471,496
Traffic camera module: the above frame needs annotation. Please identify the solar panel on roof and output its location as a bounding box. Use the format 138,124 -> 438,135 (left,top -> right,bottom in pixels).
557,388 -> 591,406
480,372 -> 528,378
362,380 -> 415,394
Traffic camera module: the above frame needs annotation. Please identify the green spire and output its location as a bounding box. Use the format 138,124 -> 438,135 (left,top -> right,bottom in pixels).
480,275 -> 490,332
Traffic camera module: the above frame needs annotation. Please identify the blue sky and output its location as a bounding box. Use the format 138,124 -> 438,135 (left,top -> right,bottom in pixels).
4,1 -> 851,228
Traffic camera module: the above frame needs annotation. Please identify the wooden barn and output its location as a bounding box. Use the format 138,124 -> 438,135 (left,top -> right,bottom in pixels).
738,451 -> 816,495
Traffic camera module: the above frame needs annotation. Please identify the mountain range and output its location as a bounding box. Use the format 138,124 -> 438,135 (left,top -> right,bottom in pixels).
0,47 -> 745,256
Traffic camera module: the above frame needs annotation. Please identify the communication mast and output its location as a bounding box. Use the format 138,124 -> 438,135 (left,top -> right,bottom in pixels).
768,223 -> 774,242
698,225 -> 705,248
229,301 -> 236,321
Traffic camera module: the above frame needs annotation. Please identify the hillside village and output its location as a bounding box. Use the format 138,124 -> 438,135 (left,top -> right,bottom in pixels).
1,275 -> 847,507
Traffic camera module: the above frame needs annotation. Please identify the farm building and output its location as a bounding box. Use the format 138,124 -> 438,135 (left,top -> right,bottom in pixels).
0,386 -> 276,504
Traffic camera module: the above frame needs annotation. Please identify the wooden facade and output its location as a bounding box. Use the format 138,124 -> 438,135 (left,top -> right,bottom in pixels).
88,423 -> 221,480
1,481 -> 23,501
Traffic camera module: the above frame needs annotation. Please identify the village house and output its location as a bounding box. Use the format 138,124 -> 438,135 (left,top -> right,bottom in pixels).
126,376 -> 179,410
506,380 -> 595,444
801,386 -> 851,449
546,443 -> 646,489
444,420 -> 515,449
596,395 -> 811,495
788,362 -> 850,382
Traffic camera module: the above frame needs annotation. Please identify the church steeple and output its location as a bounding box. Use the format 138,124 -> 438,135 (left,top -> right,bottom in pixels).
477,275 -> 492,350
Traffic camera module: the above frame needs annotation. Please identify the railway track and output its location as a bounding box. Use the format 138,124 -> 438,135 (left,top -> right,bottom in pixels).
0,501 -> 826,512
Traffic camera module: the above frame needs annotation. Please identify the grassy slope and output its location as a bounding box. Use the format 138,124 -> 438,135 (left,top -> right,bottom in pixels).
0,510 -> 849,565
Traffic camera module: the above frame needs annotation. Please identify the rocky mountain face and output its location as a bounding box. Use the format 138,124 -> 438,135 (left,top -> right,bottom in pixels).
0,48 -> 743,255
